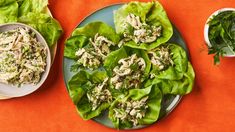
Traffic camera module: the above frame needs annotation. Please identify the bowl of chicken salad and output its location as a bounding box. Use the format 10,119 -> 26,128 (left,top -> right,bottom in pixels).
0,23 -> 51,97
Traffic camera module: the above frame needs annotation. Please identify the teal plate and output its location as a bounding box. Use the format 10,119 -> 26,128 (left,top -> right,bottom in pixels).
63,4 -> 189,130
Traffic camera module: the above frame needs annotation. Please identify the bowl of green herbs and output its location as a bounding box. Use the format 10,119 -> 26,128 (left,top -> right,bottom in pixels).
204,8 -> 235,64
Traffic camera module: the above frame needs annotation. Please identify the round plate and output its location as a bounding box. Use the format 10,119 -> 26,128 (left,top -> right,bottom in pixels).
63,4 -> 189,129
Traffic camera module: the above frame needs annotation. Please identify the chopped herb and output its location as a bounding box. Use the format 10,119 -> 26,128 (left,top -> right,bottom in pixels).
208,10 -> 235,65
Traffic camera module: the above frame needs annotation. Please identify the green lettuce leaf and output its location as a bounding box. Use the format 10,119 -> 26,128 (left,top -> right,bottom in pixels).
103,47 -> 128,75
104,47 -> 151,95
65,22 -> 120,59
156,44 -> 188,80
64,21 -> 120,71
148,44 -> 195,95
104,46 -> 151,76
18,0 -> 48,16
114,2 -> 153,33
0,0 -> 16,6
18,12 -> 63,47
64,35 -> 88,59
68,70 -> 111,120
109,85 -> 162,129
72,21 -> 120,44
68,70 -> 89,105
0,1 -> 18,23
156,62 -> 195,95
114,1 -> 173,50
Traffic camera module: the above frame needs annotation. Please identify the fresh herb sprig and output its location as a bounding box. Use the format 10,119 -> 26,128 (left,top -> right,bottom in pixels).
208,11 -> 235,65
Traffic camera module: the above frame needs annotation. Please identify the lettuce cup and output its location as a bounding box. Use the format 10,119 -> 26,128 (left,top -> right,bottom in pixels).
146,44 -> 195,95
68,70 -> 112,120
114,1 -> 173,50
109,85 -> 162,129
64,21 -> 120,71
104,47 -> 151,91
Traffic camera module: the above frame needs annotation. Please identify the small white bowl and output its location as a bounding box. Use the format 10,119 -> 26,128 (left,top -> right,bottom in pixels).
204,8 -> 235,57
0,23 -> 51,98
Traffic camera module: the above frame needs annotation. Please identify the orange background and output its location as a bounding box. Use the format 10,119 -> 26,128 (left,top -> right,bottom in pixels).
1,0 -> 235,132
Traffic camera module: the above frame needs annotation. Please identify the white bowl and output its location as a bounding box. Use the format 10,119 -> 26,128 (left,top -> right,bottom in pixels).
0,23 -> 51,98
204,8 -> 235,57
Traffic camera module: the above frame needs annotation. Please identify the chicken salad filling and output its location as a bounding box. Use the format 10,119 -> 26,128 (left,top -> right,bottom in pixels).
0,27 -> 47,86
148,46 -> 174,78
87,78 -> 113,111
110,54 -> 146,90
113,96 -> 149,126
120,13 -> 162,46
75,33 -> 115,69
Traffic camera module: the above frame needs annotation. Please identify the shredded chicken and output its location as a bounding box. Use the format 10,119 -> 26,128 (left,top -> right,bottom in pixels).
120,13 -> 162,45
148,46 -> 174,78
75,33 -> 115,69
111,54 -> 146,89
86,78 -> 112,111
0,27 -> 47,86
90,33 -> 115,58
113,96 -> 149,126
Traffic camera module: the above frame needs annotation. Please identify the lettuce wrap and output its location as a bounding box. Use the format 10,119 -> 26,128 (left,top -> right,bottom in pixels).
104,47 -> 151,90
146,44 -> 195,95
109,85 -> 162,129
68,70 -> 113,120
0,0 -> 62,47
114,1 -> 173,50
64,21 -> 120,70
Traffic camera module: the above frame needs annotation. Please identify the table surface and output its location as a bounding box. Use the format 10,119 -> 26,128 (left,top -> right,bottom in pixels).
1,0 -> 235,132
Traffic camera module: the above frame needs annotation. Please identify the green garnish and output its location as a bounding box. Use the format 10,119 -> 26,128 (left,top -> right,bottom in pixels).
208,10 -> 235,65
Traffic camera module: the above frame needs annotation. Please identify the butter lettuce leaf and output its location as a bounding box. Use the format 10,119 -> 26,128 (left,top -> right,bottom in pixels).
114,1 -> 173,50
0,0 -> 16,6
0,1 -> 18,23
64,21 -> 120,71
18,12 -> 63,47
157,44 -> 188,80
65,22 -> 121,58
104,47 -> 151,98
157,62 -> 195,95
64,35 -> 88,59
104,47 -> 151,76
18,0 -> 48,16
68,70 -> 111,120
148,44 -> 195,95
109,85 -> 162,129
103,47 -> 128,75
72,21 -> 120,44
